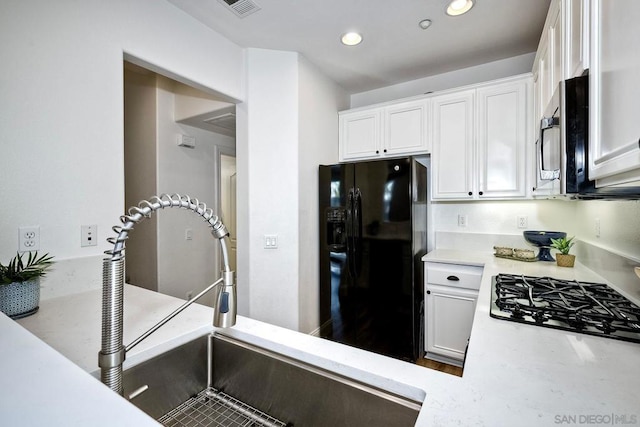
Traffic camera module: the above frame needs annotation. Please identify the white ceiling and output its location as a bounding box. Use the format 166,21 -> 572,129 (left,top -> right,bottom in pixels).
167,0 -> 551,94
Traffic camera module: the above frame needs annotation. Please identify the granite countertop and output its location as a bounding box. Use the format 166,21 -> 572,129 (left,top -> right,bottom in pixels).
5,252 -> 640,426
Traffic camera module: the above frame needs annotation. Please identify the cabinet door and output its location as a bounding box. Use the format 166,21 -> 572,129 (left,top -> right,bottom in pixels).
431,90 -> 475,199
384,99 -> 430,156
550,2 -> 563,94
339,109 -> 382,161
425,284 -> 478,362
588,0 -> 640,182
476,80 -> 529,198
566,0 -> 589,78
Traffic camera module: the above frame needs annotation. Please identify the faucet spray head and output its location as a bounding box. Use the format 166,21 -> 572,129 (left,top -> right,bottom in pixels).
213,269 -> 237,328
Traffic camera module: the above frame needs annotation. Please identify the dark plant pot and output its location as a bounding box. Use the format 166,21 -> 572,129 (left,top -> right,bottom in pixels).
556,254 -> 576,268
0,278 -> 40,319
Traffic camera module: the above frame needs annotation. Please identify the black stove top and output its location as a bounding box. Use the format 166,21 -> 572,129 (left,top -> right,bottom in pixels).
490,274 -> 640,344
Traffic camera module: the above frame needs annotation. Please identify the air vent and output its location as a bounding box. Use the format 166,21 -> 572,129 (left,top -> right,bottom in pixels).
218,0 -> 261,18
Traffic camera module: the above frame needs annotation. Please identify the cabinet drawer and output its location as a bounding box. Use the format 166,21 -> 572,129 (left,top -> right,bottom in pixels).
425,262 -> 483,290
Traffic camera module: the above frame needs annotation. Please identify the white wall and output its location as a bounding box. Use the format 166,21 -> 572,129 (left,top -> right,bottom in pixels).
297,56 -> 350,333
238,49 -> 301,330
432,199 -> 640,262
350,53 -> 535,108
573,200 -> 640,261
0,0 -> 243,270
155,77 -> 236,306
236,49 -> 348,332
123,67 -> 158,291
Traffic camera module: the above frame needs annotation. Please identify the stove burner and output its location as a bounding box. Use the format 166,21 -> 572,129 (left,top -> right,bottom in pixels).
491,274 -> 640,344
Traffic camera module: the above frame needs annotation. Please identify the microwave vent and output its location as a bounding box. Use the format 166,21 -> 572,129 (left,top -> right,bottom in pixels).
218,0 -> 261,18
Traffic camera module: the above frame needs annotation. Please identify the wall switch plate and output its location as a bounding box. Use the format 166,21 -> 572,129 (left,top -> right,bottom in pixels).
81,225 -> 98,247
264,234 -> 278,249
18,226 -> 40,252
517,216 -> 528,229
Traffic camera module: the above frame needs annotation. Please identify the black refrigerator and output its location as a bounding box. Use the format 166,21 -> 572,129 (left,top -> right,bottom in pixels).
318,157 -> 428,362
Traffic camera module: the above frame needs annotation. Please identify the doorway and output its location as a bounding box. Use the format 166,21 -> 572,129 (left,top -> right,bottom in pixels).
123,60 -> 237,304
219,151 -> 237,272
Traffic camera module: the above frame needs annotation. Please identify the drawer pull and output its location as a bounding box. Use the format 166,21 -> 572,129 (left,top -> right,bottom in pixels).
447,275 -> 460,281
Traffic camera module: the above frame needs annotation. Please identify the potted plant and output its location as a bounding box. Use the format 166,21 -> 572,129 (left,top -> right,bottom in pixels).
0,251 -> 54,319
550,236 -> 576,268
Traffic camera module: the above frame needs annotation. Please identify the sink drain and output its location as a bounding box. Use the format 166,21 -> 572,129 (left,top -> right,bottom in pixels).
159,388 -> 288,427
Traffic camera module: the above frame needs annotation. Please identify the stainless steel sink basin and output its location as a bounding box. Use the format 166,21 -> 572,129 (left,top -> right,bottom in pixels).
123,333 -> 422,426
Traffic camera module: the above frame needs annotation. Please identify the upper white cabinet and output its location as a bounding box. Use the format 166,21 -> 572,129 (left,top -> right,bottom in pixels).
566,0 -> 589,78
432,76 -> 531,200
339,99 -> 430,162
432,90 -> 475,199
339,109 -> 381,160
533,0 -> 590,122
588,0 -> 640,184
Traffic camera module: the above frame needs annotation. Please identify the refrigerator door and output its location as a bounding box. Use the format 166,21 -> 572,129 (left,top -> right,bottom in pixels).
352,158 -> 414,360
319,158 -> 426,362
319,163 -> 356,346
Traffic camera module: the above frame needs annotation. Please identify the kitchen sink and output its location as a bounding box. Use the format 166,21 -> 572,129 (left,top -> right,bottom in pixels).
123,333 -> 422,426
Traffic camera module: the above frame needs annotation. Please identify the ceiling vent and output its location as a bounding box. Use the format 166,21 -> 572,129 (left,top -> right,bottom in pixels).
218,0 -> 261,18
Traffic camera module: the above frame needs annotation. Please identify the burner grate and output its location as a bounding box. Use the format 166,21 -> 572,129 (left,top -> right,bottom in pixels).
490,274 -> 640,343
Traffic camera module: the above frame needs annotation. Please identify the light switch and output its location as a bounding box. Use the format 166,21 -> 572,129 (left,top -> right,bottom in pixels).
264,234 -> 278,249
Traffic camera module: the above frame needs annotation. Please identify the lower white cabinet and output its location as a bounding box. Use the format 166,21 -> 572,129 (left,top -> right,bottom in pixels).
424,262 -> 483,366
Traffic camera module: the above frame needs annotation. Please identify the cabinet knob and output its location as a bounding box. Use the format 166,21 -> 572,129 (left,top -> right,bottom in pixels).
447,275 -> 460,281
426,290 -> 431,294
468,191 -> 472,196
376,150 -> 379,154
383,149 -> 387,153
479,191 -> 484,196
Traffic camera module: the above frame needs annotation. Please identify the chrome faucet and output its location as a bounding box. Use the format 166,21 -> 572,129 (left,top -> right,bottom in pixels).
98,194 -> 236,395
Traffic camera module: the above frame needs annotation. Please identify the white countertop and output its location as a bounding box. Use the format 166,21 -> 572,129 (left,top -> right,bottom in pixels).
5,254 -> 640,426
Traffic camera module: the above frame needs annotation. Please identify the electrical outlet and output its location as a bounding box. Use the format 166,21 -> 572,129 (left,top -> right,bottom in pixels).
517,216 -> 528,229
81,225 -> 98,247
185,228 -> 193,240
595,218 -> 601,237
18,226 -> 40,252
457,214 -> 467,227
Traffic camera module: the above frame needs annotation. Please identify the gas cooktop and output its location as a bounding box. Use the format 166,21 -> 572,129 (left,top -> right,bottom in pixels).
490,274 -> 640,344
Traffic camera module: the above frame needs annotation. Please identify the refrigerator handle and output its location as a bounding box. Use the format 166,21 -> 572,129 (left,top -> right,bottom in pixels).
346,188 -> 355,279
353,188 -> 363,279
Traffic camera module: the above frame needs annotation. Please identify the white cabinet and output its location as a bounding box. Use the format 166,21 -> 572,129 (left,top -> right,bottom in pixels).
431,90 -> 475,199
339,109 -> 381,160
565,0 -> 589,78
431,76 -> 530,200
339,99 -> 429,162
424,262 -> 482,366
588,0 -> 640,184
533,0 -> 590,122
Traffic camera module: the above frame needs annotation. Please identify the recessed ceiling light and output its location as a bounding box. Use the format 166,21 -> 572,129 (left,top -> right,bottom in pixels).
341,32 -> 363,46
446,0 -> 474,16
418,19 -> 432,30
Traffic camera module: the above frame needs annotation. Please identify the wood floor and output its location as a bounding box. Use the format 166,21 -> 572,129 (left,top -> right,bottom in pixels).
416,358 -> 463,377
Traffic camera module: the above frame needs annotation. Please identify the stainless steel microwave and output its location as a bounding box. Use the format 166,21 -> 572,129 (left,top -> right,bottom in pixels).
535,75 -> 640,199
534,75 -> 589,198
